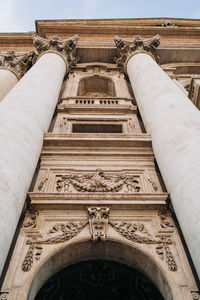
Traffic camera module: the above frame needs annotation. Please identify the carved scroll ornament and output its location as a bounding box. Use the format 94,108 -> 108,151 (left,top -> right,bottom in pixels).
192,292 -> 200,300
88,207 -> 110,241
114,34 -> 160,69
0,50 -> 35,79
33,34 -> 79,66
0,293 -> 9,300
56,169 -> 140,193
110,221 -> 177,272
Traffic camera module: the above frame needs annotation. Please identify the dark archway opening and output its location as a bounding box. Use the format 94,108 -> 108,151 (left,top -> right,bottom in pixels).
35,259 -> 164,300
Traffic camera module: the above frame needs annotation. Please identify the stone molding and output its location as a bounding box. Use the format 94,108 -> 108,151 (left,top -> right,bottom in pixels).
33,34 -> 79,68
0,50 -> 35,79
114,35 -> 160,72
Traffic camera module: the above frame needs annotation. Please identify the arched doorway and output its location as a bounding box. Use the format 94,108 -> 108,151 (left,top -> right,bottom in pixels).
35,259 -> 164,300
27,240 -> 174,300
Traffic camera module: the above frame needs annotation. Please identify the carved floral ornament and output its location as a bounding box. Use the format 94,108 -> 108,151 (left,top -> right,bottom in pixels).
21,208 -> 177,273
33,34 -> 79,67
56,169 -> 140,193
0,50 -> 35,79
114,34 -> 160,70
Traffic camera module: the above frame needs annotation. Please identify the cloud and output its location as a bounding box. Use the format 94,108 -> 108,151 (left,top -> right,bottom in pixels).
81,0 -> 101,18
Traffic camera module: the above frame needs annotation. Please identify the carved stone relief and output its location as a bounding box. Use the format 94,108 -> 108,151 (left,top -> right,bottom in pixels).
21,208 -> 178,274
56,169 -> 140,193
22,221 -> 88,272
0,50 -> 35,79
88,207 -> 110,241
158,213 -> 175,229
110,221 -> 177,271
33,34 -> 79,66
23,210 -> 39,230
148,178 -> 158,192
114,34 -> 160,69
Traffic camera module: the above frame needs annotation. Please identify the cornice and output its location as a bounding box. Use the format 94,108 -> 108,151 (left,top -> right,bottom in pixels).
35,18 -> 200,38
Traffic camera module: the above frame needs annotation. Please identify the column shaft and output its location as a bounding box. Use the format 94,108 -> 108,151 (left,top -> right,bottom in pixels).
127,53 -> 200,277
0,69 -> 18,101
0,53 -> 66,275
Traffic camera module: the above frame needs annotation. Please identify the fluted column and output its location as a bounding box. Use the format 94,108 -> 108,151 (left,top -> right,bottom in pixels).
0,50 -> 34,101
0,34 -> 79,275
115,35 -> 200,277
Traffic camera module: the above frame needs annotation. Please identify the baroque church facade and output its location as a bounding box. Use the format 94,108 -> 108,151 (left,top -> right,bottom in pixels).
0,18 -> 200,299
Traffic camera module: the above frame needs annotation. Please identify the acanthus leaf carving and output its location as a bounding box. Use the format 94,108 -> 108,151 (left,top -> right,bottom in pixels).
56,169 -> 140,193
0,50 -> 35,79
33,34 -> 79,67
21,221 -> 87,272
88,207 -> 109,241
110,221 -> 177,271
114,34 -> 160,69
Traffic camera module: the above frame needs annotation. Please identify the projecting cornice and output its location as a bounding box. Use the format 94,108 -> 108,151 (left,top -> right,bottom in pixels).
114,35 -> 160,70
0,50 -> 35,79
33,34 -> 79,67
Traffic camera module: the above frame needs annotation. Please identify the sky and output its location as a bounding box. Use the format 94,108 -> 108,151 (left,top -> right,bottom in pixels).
0,0 -> 200,33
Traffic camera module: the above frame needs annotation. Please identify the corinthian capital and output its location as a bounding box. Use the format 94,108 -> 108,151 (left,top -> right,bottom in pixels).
0,50 -> 35,79
33,34 -> 79,67
114,35 -> 160,70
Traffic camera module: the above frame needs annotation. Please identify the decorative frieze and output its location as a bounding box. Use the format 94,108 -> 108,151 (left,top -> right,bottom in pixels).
56,169 -> 140,193
33,34 -> 79,67
88,207 -> 110,241
0,50 -> 35,79
114,34 -> 160,69
155,237 -> 177,271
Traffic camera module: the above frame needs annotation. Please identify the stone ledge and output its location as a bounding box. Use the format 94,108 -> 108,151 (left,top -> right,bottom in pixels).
28,192 -> 169,210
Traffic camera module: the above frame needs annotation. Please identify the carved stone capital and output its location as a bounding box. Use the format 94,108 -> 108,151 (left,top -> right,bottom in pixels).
0,50 -> 35,79
33,34 -> 79,68
114,35 -> 160,71
88,207 -> 110,241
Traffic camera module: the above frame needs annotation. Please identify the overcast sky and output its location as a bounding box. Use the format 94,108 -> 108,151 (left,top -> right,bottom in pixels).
0,0 -> 200,32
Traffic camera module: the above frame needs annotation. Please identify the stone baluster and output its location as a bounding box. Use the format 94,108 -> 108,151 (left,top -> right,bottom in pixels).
0,50 -> 35,101
114,34 -> 200,277
0,34 -> 79,275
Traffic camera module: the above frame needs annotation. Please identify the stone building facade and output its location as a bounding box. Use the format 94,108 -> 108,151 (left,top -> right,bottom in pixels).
0,18 -> 200,299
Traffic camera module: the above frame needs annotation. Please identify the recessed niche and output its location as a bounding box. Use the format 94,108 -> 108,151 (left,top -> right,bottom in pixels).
72,123 -> 122,133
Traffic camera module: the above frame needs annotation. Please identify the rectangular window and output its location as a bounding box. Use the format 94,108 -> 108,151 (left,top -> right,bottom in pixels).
72,123 -> 123,133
